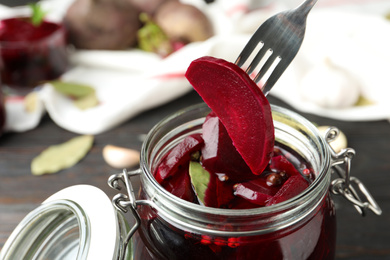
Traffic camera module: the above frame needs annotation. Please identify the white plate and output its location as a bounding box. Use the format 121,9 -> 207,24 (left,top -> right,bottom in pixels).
270,10 -> 390,121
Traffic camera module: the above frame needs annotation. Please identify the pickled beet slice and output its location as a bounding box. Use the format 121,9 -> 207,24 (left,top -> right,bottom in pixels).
230,197 -> 261,209
201,112 -> 255,182
154,134 -> 204,183
204,173 -> 235,208
270,155 -> 300,176
216,179 -> 235,207
162,166 -> 196,203
266,175 -> 309,206
186,56 -> 274,175
233,178 -> 278,206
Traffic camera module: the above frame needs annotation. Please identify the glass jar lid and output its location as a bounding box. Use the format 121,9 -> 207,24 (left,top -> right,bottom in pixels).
0,185 -> 118,260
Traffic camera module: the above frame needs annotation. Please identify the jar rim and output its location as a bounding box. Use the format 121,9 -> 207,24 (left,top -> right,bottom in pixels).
0,199 -> 89,259
140,103 -> 332,234
0,185 -> 119,260
0,17 -> 66,47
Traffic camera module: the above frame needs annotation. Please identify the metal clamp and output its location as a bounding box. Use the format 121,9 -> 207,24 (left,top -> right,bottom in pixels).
108,168 -> 142,260
324,127 -> 382,216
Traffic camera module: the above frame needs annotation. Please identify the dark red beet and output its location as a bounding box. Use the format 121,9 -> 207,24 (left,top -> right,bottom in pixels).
162,166 -> 196,202
201,112 -> 255,182
270,155 -> 301,177
266,175 -> 309,206
204,172 -> 235,208
233,177 -> 278,206
185,56 -> 274,175
229,197 -> 262,209
154,134 -> 204,183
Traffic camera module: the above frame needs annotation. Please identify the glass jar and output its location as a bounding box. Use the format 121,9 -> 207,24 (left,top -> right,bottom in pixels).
0,82 -> 5,135
0,17 -> 69,94
0,185 -> 133,260
108,103 -> 381,260
1,104 -> 381,260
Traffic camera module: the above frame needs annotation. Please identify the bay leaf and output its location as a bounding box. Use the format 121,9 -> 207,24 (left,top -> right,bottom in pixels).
74,92 -> 99,110
31,135 -> 94,175
50,81 -> 95,98
189,161 -> 210,205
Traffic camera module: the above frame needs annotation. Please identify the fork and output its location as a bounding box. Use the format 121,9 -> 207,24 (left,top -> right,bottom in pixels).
235,0 -> 318,96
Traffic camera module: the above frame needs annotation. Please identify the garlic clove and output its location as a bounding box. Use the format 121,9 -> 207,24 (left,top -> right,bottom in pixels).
103,145 -> 140,169
24,92 -> 38,113
317,126 -> 348,153
299,59 -> 360,109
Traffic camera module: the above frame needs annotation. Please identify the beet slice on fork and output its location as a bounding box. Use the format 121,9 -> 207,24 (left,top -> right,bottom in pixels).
186,56 -> 274,175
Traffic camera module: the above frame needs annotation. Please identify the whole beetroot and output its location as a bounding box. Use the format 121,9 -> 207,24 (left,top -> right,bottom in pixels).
126,0 -> 171,15
64,0 -> 141,50
154,1 -> 214,43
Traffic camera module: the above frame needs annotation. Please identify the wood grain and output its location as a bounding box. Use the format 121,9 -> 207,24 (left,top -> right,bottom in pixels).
0,91 -> 389,259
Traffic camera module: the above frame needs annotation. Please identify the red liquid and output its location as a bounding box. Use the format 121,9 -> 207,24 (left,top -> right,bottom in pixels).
134,141 -> 336,259
0,87 -> 5,135
154,111 -> 314,209
135,195 -> 336,260
134,139 -> 335,258
0,17 -> 68,89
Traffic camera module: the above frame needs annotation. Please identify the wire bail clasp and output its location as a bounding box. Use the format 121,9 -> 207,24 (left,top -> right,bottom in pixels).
324,127 -> 382,216
108,168 -> 142,260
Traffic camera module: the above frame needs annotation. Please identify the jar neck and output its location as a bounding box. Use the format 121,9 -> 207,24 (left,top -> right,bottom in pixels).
140,104 -> 331,236
0,200 -> 90,259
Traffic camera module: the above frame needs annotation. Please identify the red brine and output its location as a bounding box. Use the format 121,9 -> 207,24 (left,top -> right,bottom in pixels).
154,131 -> 314,209
0,17 -> 68,89
0,88 -> 5,135
136,195 -> 336,259
143,138 -> 335,260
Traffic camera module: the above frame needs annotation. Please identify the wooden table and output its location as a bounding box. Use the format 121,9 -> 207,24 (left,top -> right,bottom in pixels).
0,90 -> 389,259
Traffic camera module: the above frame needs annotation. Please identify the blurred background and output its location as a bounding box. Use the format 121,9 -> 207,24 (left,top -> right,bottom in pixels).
0,0 -> 389,259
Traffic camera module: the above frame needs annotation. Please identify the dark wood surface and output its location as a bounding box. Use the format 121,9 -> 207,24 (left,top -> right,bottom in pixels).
0,0 -> 39,7
0,90 -> 389,259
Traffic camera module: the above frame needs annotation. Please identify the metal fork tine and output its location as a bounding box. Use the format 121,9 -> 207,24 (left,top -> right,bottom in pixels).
261,58 -> 289,95
235,36 -> 263,67
253,52 -> 278,84
246,44 -> 268,75
235,0 -> 318,95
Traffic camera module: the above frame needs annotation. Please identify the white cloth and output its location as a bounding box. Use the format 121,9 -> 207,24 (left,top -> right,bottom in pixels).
3,0 -> 390,134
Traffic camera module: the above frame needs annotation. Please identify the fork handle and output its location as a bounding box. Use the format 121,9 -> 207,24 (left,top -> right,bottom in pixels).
296,0 -> 318,14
